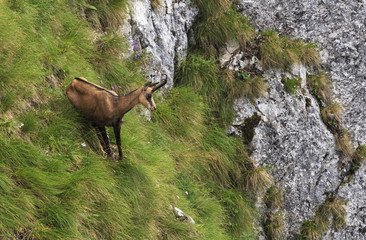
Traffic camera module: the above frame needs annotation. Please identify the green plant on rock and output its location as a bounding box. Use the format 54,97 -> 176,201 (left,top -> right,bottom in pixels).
349,145 -> 366,175
264,212 -> 285,240
243,162 -> 272,194
300,220 -> 321,240
259,30 -> 319,70
307,73 -> 332,106
300,197 -> 346,240
264,186 -> 283,210
282,77 -> 301,95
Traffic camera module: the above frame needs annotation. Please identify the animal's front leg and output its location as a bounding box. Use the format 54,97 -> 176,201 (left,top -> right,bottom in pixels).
113,124 -> 123,160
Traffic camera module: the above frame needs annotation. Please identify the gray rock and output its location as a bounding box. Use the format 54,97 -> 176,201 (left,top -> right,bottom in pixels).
235,0 -> 366,238
230,65 -> 342,236
119,0 -> 198,90
170,205 -> 195,224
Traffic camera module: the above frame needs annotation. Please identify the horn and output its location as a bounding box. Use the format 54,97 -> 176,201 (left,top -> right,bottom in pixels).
143,81 -> 152,91
152,74 -> 167,92
149,82 -> 159,87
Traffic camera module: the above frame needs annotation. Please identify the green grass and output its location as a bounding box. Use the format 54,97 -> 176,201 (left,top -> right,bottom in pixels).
264,213 -> 284,240
0,1 -> 265,238
300,197 -> 346,240
175,54 -> 265,125
259,30 -> 319,70
264,186 -> 283,210
282,77 -> 301,95
308,73 -> 353,158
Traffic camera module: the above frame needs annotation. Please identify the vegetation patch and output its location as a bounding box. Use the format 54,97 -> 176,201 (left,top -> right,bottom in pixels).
264,212 -> 285,240
347,145 -> 366,178
264,186 -> 283,210
259,30 -> 320,70
282,77 -> 301,95
299,196 -> 346,240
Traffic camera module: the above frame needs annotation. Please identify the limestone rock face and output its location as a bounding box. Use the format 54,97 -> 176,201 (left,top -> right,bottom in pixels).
233,0 -> 366,238
229,62 -> 343,237
237,0 -> 366,147
119,0 -> 198,89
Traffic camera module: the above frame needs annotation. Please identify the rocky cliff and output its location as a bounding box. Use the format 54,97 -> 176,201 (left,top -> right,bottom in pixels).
118,0 -> 365,239
234,0 -> 366,239
119,0 -> 197,89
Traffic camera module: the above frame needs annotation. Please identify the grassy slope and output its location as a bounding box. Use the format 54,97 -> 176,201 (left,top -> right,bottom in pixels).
0,0 -> 259,239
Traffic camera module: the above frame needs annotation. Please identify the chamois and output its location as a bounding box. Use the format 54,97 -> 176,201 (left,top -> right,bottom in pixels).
66,75 -> 167,160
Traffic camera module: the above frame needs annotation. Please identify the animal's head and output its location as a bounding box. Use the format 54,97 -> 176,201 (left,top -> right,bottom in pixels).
139,74 -> 167,111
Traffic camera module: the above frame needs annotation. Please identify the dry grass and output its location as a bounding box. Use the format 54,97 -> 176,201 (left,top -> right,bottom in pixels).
307,73 -> 332,106
151,0 -> 162,10
260,31 -> 320,70
244,164 -> 272,194
301,197 -> 346,239
264,213 -> 285,240
264,187 -> 283,209
334,131 -> 353,158
301,221 -> 321,240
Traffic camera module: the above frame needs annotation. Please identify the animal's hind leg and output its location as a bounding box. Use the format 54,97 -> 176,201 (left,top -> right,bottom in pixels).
93,125 -> 106,156
95,125 -> 111,157
98,126 -> 112,157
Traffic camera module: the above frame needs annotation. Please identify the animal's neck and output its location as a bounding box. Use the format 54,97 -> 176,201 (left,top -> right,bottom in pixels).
116,86 -> 143,116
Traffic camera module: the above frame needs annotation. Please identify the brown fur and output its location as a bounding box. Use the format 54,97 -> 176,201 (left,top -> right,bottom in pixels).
66,76 -> 166,159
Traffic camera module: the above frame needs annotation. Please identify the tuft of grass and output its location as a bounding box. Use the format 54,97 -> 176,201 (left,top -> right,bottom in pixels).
300,221 -> 321,240
300,197 -> 346,240
72,0 -> 128,32
282,77 -> 301,95
19,111 -> 39,133
193,0 -> 231,19
243,163 -> 272,194
334,130 -> 353,158
220,190 -> 257,238
259,30 -> 319,70
307,73 -> 332,106
194,9 -> 254,51
176,54 -> 266,125
152,87 -> 206,140
150,0 -> 162,10
318,197 -> 346,229
264,186 -> 283,210
349,145 -> 366,175
238,76 -> 266,103
264,212 -> 285,240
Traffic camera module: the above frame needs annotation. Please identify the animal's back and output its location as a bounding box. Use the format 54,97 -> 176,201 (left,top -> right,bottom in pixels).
66,77 -> 118,124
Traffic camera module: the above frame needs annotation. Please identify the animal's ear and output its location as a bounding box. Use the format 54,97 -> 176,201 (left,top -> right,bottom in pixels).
143,81 -> 152,91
